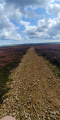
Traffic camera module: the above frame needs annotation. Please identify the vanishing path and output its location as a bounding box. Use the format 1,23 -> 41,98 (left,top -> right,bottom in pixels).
0,48 -> 60,120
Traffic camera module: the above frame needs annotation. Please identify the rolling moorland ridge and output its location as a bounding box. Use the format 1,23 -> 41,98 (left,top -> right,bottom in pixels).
0,44 -> 60,120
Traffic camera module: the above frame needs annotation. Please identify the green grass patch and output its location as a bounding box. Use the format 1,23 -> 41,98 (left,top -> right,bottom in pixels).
47,61 -> 60,78
0,65 -> 12,103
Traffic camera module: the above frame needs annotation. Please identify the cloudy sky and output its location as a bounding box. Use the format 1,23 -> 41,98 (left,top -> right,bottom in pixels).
0,0 -> 60,46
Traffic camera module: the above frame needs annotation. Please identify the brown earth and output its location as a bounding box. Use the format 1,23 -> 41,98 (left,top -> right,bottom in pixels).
0,47 -> 60,120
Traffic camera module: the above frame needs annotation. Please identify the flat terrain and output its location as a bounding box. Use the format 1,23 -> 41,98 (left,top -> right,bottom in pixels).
34,44 -> 60,69
0,47 -> 60,120
0,45 -> 29,67
0,46 -> 29,102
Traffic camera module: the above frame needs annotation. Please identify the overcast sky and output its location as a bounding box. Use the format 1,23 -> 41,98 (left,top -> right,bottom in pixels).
0,0 -> 60,45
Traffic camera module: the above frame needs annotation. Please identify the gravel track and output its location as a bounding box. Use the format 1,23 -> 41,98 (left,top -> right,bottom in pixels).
0,47 -> 60,120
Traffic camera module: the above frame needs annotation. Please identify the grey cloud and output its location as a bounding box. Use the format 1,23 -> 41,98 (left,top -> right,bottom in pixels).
0,1 -> 22,40
5,0 -> 54,9
25,18 -> 60,41
47,20 -> 60,37
36,27 -> 43,32
0,0 -> 60,42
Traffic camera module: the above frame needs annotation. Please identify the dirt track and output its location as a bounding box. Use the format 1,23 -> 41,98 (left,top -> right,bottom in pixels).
0,47 -> 60,120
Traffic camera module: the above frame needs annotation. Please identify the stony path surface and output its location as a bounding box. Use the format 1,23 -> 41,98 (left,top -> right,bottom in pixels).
0,47 -> 60,120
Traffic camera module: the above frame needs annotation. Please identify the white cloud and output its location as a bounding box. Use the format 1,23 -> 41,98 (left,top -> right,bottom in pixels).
24,18 -> 60,41
47,3 -> 60,18
0,2 -> 22,40
0,0 -> 60,43
23,9 -> 40,18
20,20 -> 30,28
6,6 -> 22,22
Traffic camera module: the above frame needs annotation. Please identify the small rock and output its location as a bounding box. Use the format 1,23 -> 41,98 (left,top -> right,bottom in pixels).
27,105 -> 30,110
42,95 -> 45,98
49,77 -> 52,79
48,116 -> 50,120
12,112 -> 16,116
49,85 -> 52,87
50,111 -> 56,115
20,112 -> 25,117
56,111 -> 59,115
29,117 -> 31,120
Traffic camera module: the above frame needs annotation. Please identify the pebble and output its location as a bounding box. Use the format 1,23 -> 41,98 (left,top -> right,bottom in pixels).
42,95 -> 45,98
20,112 -> 25,117
56,111 -> 59,115
51,111 -> 56,115
48,116 -> 50,120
